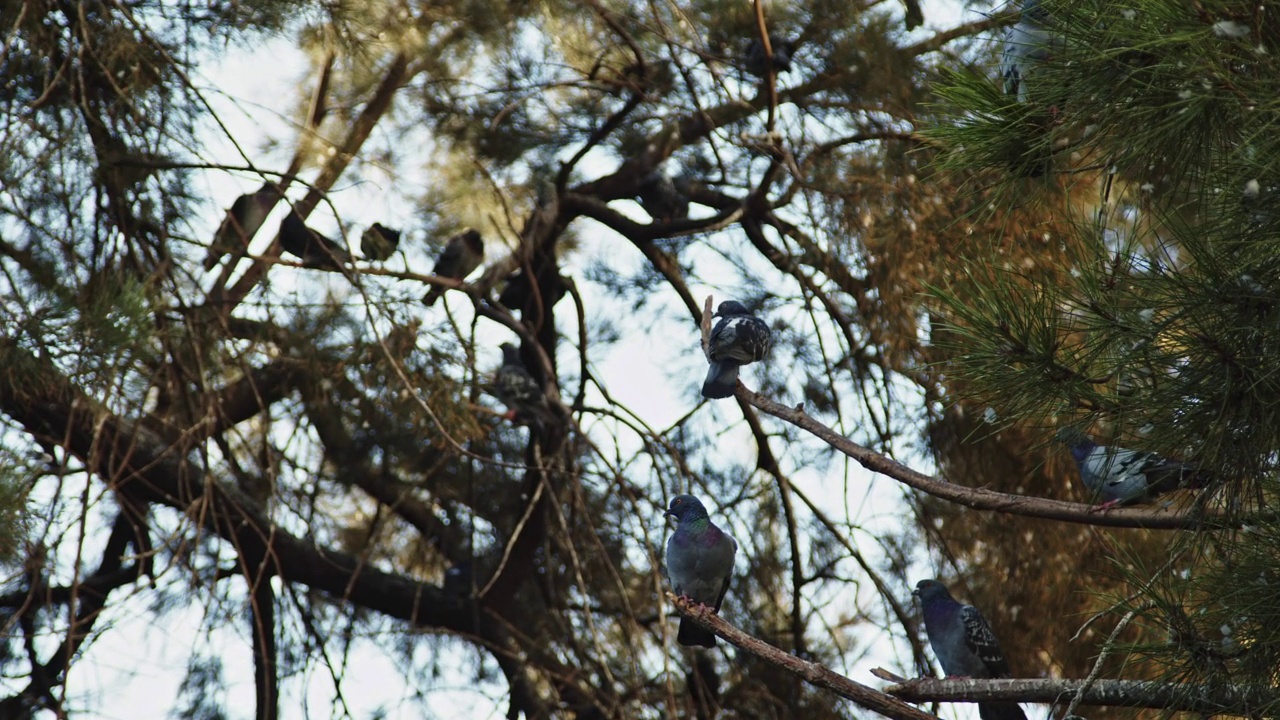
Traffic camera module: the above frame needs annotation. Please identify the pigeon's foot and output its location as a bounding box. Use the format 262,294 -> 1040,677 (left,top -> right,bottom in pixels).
1088,499 -> 1121,513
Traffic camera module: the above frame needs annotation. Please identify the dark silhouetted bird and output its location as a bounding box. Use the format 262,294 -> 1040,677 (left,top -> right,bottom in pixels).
637,170 -> 690,223
914,579 -> 1027,720
1057,428 -> 1207,510
702,301 -> 772,399
278,210 -> 350,269
492,342 -> 552,426
360,223 -> 402,261
203,185 -> 283,271
664,495 -> 737,648
744,35 -> 798,78
423,229 -> 485,306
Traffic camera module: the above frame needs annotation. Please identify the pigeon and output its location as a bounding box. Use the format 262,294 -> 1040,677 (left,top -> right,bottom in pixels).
702,300 -> 772,399
202,184 -> 283,271
664,494 -> 737,648
1000,0 -> 1057,103
913,579 -> 1027,720
1056,428 -> 1207,510
361,223 -> 402,261
492,342 -> 552,426
637,170 -> 690,223
422,229 -> 485,306
744,35 -> 798,78
278,210 -> 351,269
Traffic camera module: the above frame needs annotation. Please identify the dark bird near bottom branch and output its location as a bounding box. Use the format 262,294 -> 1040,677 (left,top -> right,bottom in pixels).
914,580 -> 1027,720
203,184 -> 283,271
702,301 -> 772,399
664,495 -> 737,648
1056,428 -> 1208,510
423,229 -> 485,306
279,210 -> 351,269
492,342 -> 552,426
744,35 -> 798,78
360,223 -> 402,261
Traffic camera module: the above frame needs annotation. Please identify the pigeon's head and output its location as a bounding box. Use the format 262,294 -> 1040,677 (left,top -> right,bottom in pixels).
499,342 -> 521,364
912,579 -> 955,604
664,494 -> 710,523
1054,426 -> 1092,449
714,301 -> 751,318
459,228 -> 484,254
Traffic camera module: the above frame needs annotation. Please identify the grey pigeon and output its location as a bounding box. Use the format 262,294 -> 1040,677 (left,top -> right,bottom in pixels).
423,229 -> 485,306
1000,0 -> 1057,103
203,184 -> 283,271
279,210 -> 351,269
493,342 -> 552,426
702,301 -> 772,399
1056,428 -> 1207,510
913,579 -> 1027,720
361,223 -> 402,261
744,35 -> 798,78
637,170 -> 690,223
664,495 -> 737,648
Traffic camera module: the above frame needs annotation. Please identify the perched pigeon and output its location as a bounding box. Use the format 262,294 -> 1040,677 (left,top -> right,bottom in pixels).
202,184 -> 283,271
664,494 -> 738,648
913,579 -> 1027,720
1000,0 -> 1057,103
361,223 -> 402,261
493,342 -> 552,426
422,229 -> 485,306
1056,428 -> 1207,510
637,170 -> 690,223
278,210 -> 351,269
498,266 -> 568,311
744,35 -> 798,78
702,300 -> 772,399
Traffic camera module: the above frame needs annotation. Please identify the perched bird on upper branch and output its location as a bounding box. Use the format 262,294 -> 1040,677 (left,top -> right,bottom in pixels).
1000,0 -> 1057,104
664,494 -> 737,648
702,301 -> 772,399
279,210 -> 350,269
492,342 -> 553,426
202,184 -> 283,271
914,579 -> 1027,720
1056,427 -> 1208,510
637,170 -> 690,224
744,35 -> 798,78
422,229 -> 485,306
360,223 -> 402,261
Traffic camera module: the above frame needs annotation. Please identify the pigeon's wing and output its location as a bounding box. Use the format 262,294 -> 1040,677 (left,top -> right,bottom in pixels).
709,528 -> 738,612
960,604 -> 1011,677
710,316 -> 772,364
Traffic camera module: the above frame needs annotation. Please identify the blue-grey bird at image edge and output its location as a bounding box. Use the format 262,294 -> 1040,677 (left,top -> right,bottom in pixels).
1056,427 -> 1208,510
702,301 -> 772,399
914,579 -> 1027,720
664,495 -> 737,648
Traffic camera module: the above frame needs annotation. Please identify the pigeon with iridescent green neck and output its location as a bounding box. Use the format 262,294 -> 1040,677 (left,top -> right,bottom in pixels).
664,494 -> 737,648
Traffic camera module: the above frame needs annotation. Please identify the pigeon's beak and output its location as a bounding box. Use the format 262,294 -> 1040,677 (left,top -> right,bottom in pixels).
910,588 -> 920,599
663,510 -> 676,520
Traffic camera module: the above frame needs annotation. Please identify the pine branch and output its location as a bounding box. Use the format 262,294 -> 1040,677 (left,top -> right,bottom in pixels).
736,386 -> 1265,530
878,675 -> 1280,714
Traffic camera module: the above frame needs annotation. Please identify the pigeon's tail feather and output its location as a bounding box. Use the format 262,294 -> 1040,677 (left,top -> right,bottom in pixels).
701,361 -> 739,399
1147,461 -> 1210,496
978,701 -> 1027,720
677,618 -> 717,648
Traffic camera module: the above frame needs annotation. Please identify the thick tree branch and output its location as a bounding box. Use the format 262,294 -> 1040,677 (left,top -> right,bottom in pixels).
669,595 -> 938,720
879,675 -> 1280,714
737,387 -> 1254,530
